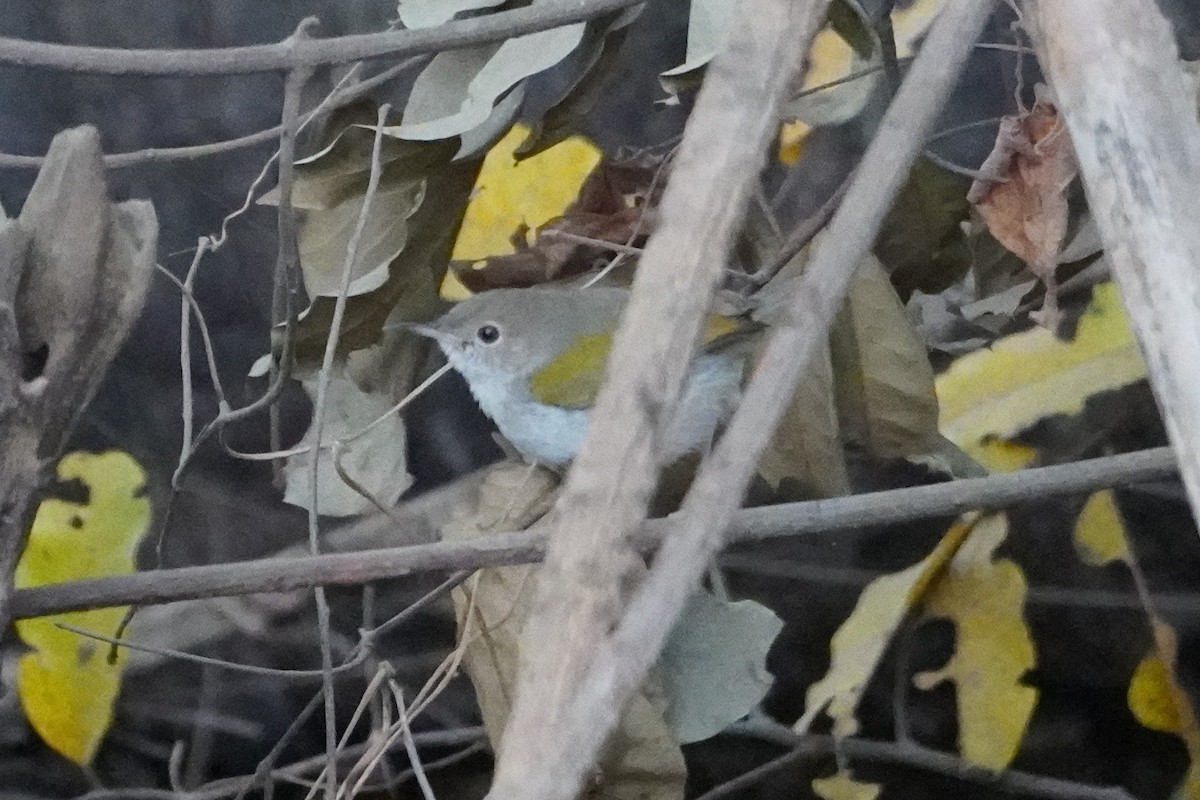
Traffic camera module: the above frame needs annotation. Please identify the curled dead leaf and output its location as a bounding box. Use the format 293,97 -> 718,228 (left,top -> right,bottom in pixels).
443,463 -> 686,799
969,86 -> 1078,328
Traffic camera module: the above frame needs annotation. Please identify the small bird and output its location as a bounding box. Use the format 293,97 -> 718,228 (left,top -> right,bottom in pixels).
409,285 -> 755,467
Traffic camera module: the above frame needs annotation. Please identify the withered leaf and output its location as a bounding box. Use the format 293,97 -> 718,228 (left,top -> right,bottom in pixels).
874,157 -> 973,300
444,464 -> 685,800
830,256 -> 940,460
456,156 -> 662,292
969,86 -> 1078,327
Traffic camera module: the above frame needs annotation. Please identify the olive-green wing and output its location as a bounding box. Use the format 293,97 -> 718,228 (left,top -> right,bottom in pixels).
529,314 -> 759,410
529,331 -> 613,410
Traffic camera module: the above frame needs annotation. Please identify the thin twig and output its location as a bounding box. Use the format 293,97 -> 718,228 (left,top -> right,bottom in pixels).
541,229 -> 644,255
0,56 -> 425,171
304,102 -> 391,799
390,683 -> 437,800
10,447 -> 1175,619
922,147 -> 1001,181
55,622 -> 371,680
0,0 -> 643,76
695,724 -> 1134,800
748,176 -> 851,287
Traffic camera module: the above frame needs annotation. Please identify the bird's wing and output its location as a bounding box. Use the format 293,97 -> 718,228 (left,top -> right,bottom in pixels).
529,331 -> 613,410
529,314 -> 758,410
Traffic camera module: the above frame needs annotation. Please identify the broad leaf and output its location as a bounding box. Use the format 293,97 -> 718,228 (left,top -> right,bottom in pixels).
283,371 -> 412,517
801,513 -> 978,735
937,282 -> 1146,471
659,592 -> 782,743
384,13 -> 587,143
830,256 -> 940,459
913,514 -> 1037,771
16,452 -> 151,765
444,463 -> 686,799
874,158 -> 973,299
444,124 -> 602,298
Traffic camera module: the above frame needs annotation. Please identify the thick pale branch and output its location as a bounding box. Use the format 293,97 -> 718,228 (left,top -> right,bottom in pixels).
1030,0 -> 1200,529
487,1 -> 832,797
0,0 -> 641,76
536,0 -> 997,791
10,448 -> 1174,619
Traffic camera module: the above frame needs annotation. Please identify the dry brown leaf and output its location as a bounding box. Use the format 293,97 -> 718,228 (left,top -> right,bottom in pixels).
751,247 -> 849,498
968,85 -> 1078,328
829,256 -> 940,460
454,156 -> 662,292
443,463 -> 686,800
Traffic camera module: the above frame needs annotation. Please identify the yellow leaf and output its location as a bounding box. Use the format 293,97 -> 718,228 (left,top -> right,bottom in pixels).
445,124 -> 602,299
778,120 -> 812,165
801,513 -> 978,734
1073,490 -> 1131,567
1129,624 -> 1200,799
914,514 -> 1037,771
812,773 -> 882,800
1128,624 -> 1200,757
1130,654 -> 1183,733
15,451 -> 151,765
937,282 -> 1146,471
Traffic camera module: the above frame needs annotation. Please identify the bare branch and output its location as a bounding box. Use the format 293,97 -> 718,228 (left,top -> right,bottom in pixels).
524,0 -> 997,792
0,55 -> 426,171
0,0 -> 641,76
699,722 -> 1134,800
487,2 -> 832,797
1029,0 -> 1200,531
9,446 -> 1171,629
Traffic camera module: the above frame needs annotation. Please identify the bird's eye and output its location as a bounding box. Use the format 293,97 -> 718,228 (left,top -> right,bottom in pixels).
476,324 -> 501,345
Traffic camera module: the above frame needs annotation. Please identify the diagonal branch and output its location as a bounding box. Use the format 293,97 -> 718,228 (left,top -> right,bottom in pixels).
514,0 -> 998,794
489,0 -> 831,792
1028,0 -> 1200,531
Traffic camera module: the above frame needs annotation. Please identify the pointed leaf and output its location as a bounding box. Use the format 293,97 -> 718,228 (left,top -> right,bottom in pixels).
830,256 -> 940,459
